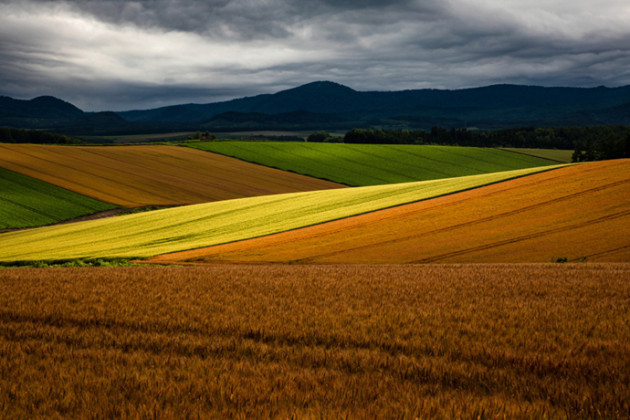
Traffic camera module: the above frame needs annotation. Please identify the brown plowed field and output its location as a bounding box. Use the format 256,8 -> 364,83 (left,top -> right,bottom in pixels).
0,264 -> 628,418
0,144 -> 343,207
150,159 -> 630,264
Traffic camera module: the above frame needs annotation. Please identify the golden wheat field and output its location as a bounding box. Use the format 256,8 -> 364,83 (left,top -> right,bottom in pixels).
0,143 -> 342,207
150,159 -> 630,264
0,264 -> 628,418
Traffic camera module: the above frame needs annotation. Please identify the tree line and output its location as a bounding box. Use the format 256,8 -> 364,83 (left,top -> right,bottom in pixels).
3,124 -> 628,162
0,127 -> 81,144
308,126 -> 630,162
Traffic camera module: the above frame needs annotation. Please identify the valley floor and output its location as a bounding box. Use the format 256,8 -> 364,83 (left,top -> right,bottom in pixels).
0,264 -> 628,418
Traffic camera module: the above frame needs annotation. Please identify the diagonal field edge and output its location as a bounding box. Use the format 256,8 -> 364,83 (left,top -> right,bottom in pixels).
0,165 -> 566,262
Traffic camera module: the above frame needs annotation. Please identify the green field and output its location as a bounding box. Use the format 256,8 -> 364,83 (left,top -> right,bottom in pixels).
500,148 -> 574,163
0,165 -> 564,262
0,167 -> 116,229
187,142 -> 557,186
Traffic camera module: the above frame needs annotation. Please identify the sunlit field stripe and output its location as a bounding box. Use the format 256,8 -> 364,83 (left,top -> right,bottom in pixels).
150,160 -> 628,264
0,165 -> 562,262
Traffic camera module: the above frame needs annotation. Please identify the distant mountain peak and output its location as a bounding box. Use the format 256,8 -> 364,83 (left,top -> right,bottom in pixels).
30,95 -> 76,105
31,95 -> 63,101
29,95 -> 84,113
281,81 -> 356,95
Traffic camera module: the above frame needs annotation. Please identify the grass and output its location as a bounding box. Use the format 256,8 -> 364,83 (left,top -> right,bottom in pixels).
0,143 -> 342,207
0,165 -> 563,262
0,167 -> 115,229
187,141 -> 558,186
500,147 -> 574,163
152,159 -> 629,264
0,264 -> 627,418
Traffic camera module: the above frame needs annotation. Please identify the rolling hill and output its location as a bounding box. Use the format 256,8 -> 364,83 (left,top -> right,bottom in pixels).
0,144 -> 342,207
119,82 -> 630,129
147,160 -> 629,264
188,142 -> 557,186
3,82 -> 630,133
0,165 -> 559,263
0,167 -> 115,229
0,95 -> 83,123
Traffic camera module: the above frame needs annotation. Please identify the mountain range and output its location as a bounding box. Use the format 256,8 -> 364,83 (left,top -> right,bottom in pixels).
2,81 -> 630,135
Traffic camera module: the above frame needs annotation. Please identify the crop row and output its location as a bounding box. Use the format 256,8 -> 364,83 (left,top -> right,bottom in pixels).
153,159 -> 630,264
0,165 -> 561,262
189,141 -> 557,186
0,143 -> 342,207
0,167 -> 115,229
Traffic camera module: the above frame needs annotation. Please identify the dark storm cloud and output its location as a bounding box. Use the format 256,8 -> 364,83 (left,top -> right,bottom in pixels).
27,0 -> 436,28
7,0 -> 445,42
1,0 -> 629,110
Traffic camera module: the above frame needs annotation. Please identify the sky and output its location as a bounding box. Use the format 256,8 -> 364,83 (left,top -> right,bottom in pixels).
1,0 -> 630,111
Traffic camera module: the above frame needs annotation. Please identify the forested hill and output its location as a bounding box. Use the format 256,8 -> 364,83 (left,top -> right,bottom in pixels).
2,81 -> 630,133
118,81 -> 630,128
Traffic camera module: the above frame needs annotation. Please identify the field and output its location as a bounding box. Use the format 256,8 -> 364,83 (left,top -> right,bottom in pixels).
188,141 -> 557,185
0,166 -> 115,229
0,264 -> 628,418
0,143 -> 342,207
499,147 -> 574,163
1,136 -> 627,420
0,166 -> 560,263
152,159 -> 629,264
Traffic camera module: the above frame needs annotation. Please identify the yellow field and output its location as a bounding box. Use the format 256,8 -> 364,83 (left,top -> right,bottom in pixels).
150,159 -> 629,264
0,264 -> 627,418
0,143 -> 342,207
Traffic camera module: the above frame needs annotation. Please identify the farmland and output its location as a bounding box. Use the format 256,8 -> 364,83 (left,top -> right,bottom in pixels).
499,147 -> 574,163
188,141 -> 557,186
152,159 -> 629,264
0,264 -> 628,418
0,143 -> 342,207
0,166 -> 115,229
0,165 -> 560,263
1,136 -> 627,420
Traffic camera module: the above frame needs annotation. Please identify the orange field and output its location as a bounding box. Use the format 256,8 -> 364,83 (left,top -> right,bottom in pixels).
0,144 -> 342,207
0,264 -> 628,418
150,159 -> 630,264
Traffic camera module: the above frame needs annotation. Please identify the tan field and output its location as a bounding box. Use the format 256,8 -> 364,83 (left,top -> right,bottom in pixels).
0,143 -> 343,207
0,264 -> 628,418
149,159 -> 630,264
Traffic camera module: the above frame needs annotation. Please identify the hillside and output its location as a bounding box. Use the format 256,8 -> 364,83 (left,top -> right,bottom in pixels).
188,142 -> 557,186
3,81 -> 630,133
0,165 -> 559,263
0,144 -> 342,207
0,167 -> 115,229
148,160 -> 629,264
119,81 -> 630,129
0,95 -> 83,123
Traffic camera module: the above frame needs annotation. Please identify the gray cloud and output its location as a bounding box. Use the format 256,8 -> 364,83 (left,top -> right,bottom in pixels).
1,0 -> 629,110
